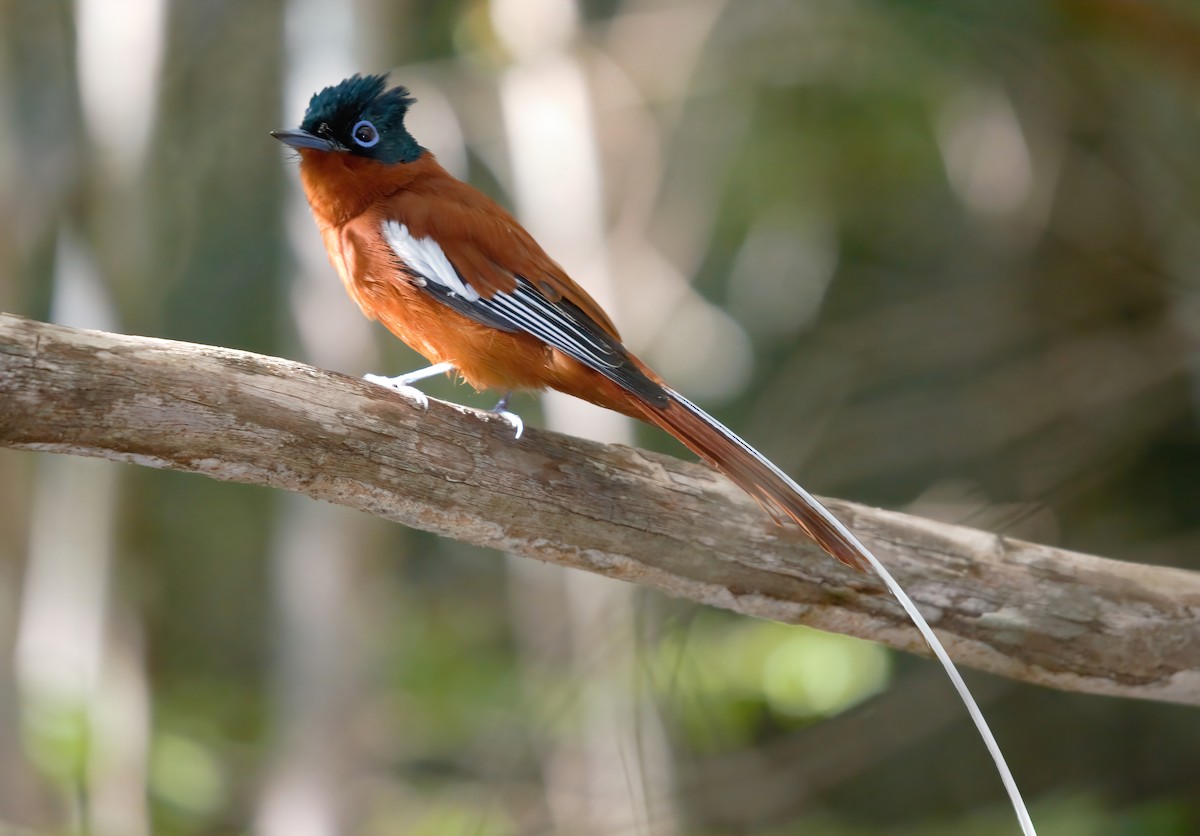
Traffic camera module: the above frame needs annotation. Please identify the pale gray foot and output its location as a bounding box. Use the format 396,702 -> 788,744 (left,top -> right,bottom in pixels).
492,392 -> 524,439
363,362 -> 455,411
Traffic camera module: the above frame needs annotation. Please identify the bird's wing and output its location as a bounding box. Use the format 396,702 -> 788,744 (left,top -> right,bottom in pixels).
386,188 -> 623,338
371,192 -> 665,405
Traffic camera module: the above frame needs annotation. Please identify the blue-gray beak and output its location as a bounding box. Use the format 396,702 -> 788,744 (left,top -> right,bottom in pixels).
271,128 -> 338,152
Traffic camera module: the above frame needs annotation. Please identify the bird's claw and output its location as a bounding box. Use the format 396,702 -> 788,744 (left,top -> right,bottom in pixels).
489,392 -> 523,439
493,409 -> 524,440
363,373 -> 430,411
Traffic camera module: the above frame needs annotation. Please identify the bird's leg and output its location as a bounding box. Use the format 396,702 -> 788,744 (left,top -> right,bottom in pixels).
491,392 -> 524,439
363,362 -> 455,410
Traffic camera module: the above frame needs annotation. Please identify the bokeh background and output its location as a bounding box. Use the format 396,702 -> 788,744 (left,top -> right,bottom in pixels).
2,0 -> 1199,833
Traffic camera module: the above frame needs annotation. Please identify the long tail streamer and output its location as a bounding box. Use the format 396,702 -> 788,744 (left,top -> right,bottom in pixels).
639,389 -> 1036,835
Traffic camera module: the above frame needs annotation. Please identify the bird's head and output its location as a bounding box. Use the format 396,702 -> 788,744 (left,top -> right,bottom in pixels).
272,73 -> 422,165
274,74 -> 429,225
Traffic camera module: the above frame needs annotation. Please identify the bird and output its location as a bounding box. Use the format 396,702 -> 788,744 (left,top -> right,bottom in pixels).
274,73 -> 1034,833
273,72 -> 871,568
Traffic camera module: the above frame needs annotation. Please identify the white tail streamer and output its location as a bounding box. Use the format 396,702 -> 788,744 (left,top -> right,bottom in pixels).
666,390 -> 1036,835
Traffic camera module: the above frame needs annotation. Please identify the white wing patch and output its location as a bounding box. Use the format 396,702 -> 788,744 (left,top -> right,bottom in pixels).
381,220 -> 480,301
380,219 -> 666,404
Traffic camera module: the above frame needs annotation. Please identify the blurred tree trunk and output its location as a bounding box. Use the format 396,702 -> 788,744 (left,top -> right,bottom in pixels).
0,0 -> 83,827
497,20 -> 678,834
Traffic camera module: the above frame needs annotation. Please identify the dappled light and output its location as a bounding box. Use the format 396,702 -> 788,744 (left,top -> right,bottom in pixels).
2,0 -> 1199,834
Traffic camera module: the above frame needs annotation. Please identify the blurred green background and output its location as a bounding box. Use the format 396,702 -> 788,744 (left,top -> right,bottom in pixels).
2,0 -> 1199,833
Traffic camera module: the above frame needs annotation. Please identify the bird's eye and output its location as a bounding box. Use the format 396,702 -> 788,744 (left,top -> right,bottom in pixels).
352,120 -> 380,148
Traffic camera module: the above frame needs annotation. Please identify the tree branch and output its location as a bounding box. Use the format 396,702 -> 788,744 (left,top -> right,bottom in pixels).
2,312 -> 1198,705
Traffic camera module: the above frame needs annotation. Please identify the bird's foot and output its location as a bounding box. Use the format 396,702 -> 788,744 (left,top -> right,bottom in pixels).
492,393 -> 524,439
363,373 -> 431,410
363,363 -> 455,411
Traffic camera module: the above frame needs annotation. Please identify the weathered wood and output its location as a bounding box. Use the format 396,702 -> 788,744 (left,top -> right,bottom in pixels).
2,312 -> 1198,705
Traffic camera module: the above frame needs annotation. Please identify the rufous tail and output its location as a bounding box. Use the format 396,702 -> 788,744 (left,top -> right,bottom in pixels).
632,387 -> 1037,836
634,388 -> 870,570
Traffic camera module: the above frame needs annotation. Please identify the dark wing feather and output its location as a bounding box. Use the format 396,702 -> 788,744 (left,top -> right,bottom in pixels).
391,187 -> 624,338
378,194 -> 666,405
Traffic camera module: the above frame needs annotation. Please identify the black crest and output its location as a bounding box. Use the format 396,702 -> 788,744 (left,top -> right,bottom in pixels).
300,74 -> 423,164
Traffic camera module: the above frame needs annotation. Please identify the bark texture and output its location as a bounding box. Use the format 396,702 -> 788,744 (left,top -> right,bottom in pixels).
2,312 -> 1198,705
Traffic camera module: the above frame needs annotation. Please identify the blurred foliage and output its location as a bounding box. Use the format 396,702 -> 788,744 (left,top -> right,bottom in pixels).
656,615 -> 891,753
2,0 -> 1200,834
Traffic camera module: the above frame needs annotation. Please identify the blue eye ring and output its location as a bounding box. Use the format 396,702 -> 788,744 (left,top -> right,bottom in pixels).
352,119 -> 380,148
